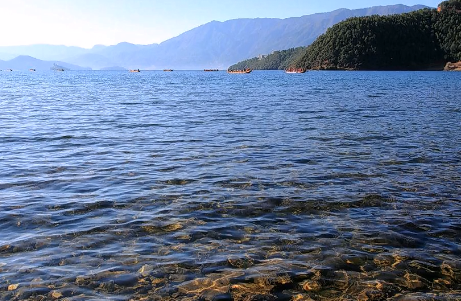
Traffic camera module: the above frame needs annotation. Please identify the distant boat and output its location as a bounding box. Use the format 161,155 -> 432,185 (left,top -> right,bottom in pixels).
51,64 -> 66,71
163,69 -> 173,72
285,67 -> 307,73
29,69 -> 36,72
204,69 -> 219,72
5,69 -> 13,72
227,68 -> 252,74
129,69 -> 140,72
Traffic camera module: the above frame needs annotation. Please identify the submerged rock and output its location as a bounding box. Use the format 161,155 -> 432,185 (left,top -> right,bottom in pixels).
50,290 -> 63,299
8,284 -> 19,291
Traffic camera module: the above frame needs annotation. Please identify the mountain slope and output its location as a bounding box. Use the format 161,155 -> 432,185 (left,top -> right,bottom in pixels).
141,4 -> 429,69
0,4 -> 429,69
65,53 -> 118,69
0,55 -> 90,70
293,5 -> 460,70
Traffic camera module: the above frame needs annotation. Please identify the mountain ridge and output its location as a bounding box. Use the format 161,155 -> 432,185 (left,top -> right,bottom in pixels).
0,4 -> 430,69
230,3 -> 461,71
0,55 -> 91,70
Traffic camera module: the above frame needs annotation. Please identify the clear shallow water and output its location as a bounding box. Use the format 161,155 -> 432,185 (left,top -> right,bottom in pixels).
0,70 -> 460,300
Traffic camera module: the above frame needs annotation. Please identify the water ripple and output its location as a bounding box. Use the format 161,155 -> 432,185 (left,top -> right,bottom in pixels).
0,70 -> 460,300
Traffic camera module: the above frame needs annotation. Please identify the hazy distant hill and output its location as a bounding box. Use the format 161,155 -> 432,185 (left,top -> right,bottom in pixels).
0,4 -> 429,69
66,42 -> 160,69
0,44 -> 88,61
0,55 -> 90,70
100,66 -> 127,71
144,4 -> 428,69
65,53 -> 117,69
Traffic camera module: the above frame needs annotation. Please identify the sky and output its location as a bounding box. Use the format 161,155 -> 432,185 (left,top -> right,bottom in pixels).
0,0 -> 441,48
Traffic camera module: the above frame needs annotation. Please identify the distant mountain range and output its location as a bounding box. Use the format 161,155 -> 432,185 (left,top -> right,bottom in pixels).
0,55 -> 90,71
0,4 -> 429,70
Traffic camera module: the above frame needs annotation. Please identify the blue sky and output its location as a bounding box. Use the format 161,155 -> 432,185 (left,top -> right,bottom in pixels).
0,0 -> 440,48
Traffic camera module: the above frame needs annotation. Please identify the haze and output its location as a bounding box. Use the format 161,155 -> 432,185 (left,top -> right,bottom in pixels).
0,0 -> 440,48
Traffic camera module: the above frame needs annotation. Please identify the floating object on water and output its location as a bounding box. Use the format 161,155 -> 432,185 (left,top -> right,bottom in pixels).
51,63 -> 66,71
285,67 -> 307,73
227,68 -> 252,74
129,69 -> 140,72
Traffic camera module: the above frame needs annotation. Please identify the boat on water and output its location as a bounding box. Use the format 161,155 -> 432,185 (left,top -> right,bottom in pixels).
5,69 -> 13,72
227,68 -> 252,74
30,69 -> 36,72
204,69 -> 219,72
129,69 -> 140,72
51,63 -> 66,71
285,67 -> 307,73
163,69 -> 173,72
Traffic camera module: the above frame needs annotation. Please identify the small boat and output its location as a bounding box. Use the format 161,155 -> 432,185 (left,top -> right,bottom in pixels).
30,69 -> 36,72
5,69 -> 13,72
204,69 -> 219,72
56,69 -> 65,72
285,67 -> 307,73
163,69 -> 173,72
129,69 -> 140,72
227,68 -> 252,74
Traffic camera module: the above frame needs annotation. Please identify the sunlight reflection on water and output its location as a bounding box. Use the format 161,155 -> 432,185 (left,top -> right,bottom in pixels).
0,70 -> 460,300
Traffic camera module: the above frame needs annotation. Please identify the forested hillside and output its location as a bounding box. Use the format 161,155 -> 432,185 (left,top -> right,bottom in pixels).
297,9 -> 443,70
231,1 -> 461,71
435,0 -> 461,61
229,47 -> 306,70
296,2 -> 461,70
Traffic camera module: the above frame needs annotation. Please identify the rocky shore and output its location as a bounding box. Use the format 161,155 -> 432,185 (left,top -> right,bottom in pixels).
444,61 -> 461,71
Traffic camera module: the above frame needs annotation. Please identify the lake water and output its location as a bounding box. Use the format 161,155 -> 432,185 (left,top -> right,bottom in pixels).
1,70 -> 460,300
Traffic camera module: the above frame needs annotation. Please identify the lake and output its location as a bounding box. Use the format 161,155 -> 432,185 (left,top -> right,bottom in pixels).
1,70 -> 460,300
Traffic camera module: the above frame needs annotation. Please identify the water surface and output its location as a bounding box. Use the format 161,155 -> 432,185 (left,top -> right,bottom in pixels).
1,70 -> 460,300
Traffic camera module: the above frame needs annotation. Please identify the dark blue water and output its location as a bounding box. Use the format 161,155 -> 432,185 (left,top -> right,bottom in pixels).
1,70 -> 460,300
